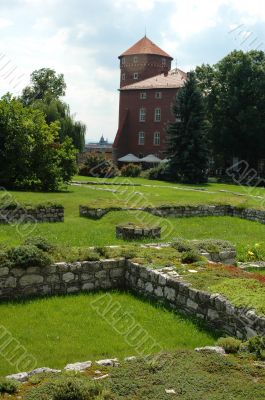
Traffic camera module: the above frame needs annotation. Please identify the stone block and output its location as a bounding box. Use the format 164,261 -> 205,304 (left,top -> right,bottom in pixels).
19,274 -> 44,286
62,272 -> 75,283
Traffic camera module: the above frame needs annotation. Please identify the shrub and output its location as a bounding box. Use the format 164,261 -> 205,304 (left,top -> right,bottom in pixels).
24,236 -> 55,253
172,239 -> 196,253
0,378 -> 20,394
180,249 -> 203,264
25,376 -> 106,400
7,245 -> 53,268
146,163 -> 169,181
79,154 -> 118,178
120,163 -> 141,177
247,336 -> 265,359
217,337 -> 241,353
195,239 -> 234,254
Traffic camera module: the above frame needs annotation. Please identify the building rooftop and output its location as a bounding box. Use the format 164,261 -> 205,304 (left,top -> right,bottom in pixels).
119,36 -> 172,59
120,68 -> 187,90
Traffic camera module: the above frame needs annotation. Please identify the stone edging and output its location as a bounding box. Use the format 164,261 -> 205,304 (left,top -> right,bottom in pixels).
79,204 -> 265,224
116,224 -> 161,239
0,206 -> 64,224
0,258 -> 264,339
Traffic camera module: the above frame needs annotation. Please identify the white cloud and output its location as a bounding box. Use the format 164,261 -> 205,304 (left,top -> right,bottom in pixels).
0,18 -> 13,29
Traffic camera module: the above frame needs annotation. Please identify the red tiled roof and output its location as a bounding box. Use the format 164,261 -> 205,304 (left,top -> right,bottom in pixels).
119,36 -> 172,59
120,68 -> 187,90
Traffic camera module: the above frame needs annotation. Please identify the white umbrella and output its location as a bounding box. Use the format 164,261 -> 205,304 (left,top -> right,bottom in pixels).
118,153 -> 141,163
140,154 -> 162,163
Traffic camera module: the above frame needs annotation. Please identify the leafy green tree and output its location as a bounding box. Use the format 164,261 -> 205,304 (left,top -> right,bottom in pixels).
21,68 -> 85,152
195,51 -> 265,171
167,72 -> 210,184
0,94 -> 77,191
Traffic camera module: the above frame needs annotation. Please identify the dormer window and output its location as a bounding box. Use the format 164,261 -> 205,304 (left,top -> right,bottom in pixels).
133,72 -> 139,80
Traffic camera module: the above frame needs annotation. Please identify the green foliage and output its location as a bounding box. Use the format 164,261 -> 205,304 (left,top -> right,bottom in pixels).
24,236 -> 55,253
0,94 -> 77,191
167,71 -> 210,184
145,163 -> 169,180
180,249 -> 203,264
195,51 -> 265,172
247,336 -> 265,359
0,378 -> 20,394
217,337 -> 241,353
79,154 -> 118,178
120,163 -> 141,177
172,239 -> 196,253
7,245 -> 53,268
194,239 -> 234,254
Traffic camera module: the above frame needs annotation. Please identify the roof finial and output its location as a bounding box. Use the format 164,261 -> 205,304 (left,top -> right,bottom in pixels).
144,26 -> 147,38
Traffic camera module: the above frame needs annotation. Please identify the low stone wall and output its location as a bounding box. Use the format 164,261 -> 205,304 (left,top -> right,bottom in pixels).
0,258 -> 264,339
116,224 -> 161,240
79,204 -> 265,224
125,262 -> 265,339
0,206 -> 64,224
0,259 -> 125,300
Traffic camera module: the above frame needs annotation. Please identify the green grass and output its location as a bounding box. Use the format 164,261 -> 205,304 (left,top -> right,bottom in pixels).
1,210 -> 265,261
0,292 -> 217,376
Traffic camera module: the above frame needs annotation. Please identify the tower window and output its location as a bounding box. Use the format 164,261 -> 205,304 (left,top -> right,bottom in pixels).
154,132 -> 160,146
140,92 -> 147,99
139,108 -> 146,122
133,72 -> 139,80
162,58 -> 166,67
122,73 -> 125,81
138,132 -> 145,145
133,56 -> 138,63
122,57 -> 125,65
155,91 -> 162,99
154,108 -> 161,122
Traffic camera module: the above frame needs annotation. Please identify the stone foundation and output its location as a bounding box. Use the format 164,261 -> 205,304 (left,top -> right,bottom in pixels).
0,205 -> 64,223
116,224 -> 161,239
79,204 -> 265,224
0,258 -> 264,339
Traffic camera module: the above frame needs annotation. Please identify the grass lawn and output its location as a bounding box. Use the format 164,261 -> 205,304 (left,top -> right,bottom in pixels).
0,292 -> 217,376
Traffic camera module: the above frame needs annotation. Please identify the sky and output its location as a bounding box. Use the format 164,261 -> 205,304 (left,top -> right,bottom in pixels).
0,0 -> 265,143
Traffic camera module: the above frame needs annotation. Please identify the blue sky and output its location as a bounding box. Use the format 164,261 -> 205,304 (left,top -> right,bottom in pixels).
0,0 -> 264,142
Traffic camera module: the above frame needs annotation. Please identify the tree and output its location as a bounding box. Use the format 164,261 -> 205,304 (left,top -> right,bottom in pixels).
21,68 -> 66,105
167,72 -> 210,184
0,94 -> 77,191
195,51 -> 265,172
21,68 -> 85,152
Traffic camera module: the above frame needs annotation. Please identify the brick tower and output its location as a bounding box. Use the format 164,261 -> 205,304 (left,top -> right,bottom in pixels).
113,36 -> 186,162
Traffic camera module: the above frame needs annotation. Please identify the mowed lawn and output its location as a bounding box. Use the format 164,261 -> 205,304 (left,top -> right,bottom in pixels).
0,179 -> 265,259
0,292 -> 217,376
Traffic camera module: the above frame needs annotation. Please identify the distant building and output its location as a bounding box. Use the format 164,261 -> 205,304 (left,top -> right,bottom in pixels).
113,36 -> 187,162
78,135 -> 113,164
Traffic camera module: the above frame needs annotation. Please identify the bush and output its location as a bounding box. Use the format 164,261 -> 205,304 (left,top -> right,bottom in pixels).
24,236 -> 55,253
194,239 -> 234,254
79,154 -> 118,178
0,378 -> 20,394
172,239 -> 196,253
120,163 -> 141,177
146,163 -> 169,181
217,337 -> 241,353
180,249 -> 203,264
7,245 -> 53,268
247,336 -> 265,359
25,376 -> 108,400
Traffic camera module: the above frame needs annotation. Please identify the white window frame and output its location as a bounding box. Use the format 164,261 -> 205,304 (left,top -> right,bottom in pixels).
154,108 -> 161,122
154,132 -> 160,146
133,56 -> 138,63
138,132 -> 145,145
155,91 -> 162,99
139,108 -> 146,122
140,92 -> 147,99
121,73 -> 125,81
133,72 -> 139,80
